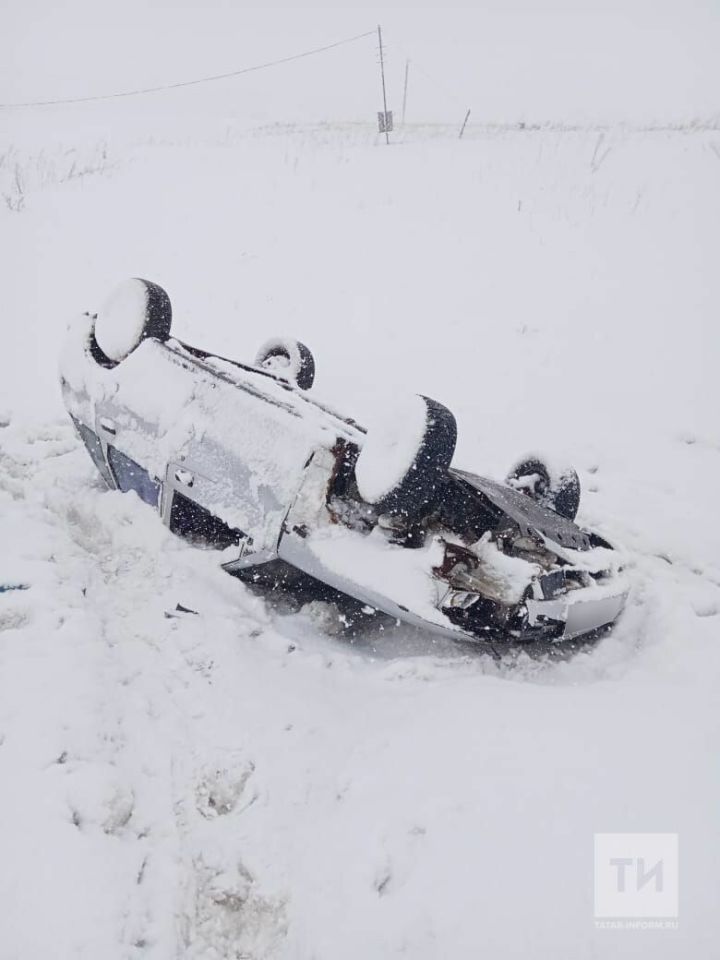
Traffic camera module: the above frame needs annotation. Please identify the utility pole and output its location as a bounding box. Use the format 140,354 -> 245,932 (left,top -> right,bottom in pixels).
459,108 -> 471,139
377,24 -> 390,145
402,59 -> 410,126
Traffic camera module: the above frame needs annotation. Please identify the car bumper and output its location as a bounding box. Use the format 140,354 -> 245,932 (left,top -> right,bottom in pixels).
524,582 -> 629,640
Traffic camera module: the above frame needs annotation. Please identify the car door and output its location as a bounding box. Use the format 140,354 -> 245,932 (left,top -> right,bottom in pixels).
156,351 -> 323,554
94,409 -> 162,511
161,459 -> 245,553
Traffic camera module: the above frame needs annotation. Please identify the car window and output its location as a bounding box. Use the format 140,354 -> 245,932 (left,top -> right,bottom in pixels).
106,446 -> 160,508
73,417 -> 114,488
169,491 -> 242,550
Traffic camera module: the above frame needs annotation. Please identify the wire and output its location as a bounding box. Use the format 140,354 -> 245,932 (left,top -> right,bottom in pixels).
392,38 -> 469,111
411,61 -> 468,110
0,29 -> 375,109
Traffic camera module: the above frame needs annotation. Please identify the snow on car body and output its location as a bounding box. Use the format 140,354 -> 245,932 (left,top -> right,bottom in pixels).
59,280 -> 628,650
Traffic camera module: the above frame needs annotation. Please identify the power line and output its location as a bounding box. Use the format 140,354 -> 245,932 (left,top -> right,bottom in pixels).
407,59 -> 467,110
390,38 -> 468,111
389,38 -> 471,136
0,29 -> 375,109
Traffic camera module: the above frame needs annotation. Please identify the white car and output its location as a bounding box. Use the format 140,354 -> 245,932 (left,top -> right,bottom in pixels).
59,278 -> 628,650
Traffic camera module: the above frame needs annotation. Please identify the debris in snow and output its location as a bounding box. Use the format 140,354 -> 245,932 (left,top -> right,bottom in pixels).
164,602 -> 200,618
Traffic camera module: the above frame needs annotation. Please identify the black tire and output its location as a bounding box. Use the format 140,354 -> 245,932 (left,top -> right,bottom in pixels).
93,278 -> 172,365
355,395 -> 457,518
255,338 -> 315,390
506,455 -> 581,521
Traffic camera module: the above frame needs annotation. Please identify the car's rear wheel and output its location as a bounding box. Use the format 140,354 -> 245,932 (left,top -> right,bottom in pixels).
255,338 -> 315,390
355,394 -> 457,518
506,455 -> 581,521
93,278 -> 172,364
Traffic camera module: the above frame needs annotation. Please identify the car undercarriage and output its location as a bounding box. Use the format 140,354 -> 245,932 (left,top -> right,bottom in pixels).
60,279 -> 628,650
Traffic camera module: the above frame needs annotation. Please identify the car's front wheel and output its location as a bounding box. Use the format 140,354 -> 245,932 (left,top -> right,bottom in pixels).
354,394 -> 457,519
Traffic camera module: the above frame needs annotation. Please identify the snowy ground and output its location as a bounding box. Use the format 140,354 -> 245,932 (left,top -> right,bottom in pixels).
1,119 -> 719,959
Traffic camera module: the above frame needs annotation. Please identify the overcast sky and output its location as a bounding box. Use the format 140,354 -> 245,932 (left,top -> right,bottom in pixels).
2,0 -> 718,125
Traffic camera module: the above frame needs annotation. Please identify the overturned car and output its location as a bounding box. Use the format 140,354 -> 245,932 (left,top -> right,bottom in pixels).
60,279 -> 628,650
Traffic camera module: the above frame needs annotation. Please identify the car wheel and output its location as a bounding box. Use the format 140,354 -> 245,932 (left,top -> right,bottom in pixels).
355,395 -> 457,518
93,278 -> 172,364
255,338 -> 315,390
506,455 -> 581,521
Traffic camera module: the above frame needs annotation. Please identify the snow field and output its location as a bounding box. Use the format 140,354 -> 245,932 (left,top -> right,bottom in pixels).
1,120 -> 719,958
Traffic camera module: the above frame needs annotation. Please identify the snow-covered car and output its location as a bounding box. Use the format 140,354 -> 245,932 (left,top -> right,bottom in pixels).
59,278 -> 628,650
